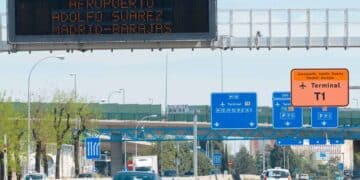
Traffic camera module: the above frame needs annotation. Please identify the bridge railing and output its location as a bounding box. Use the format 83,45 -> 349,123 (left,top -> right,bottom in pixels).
217,8 -> 360,48
1,9 -> 360,50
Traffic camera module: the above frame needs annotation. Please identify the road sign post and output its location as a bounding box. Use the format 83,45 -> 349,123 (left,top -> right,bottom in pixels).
273,92 -> 303,129
211,93 -> 257,129
291,69 -> 349,107
311,107 -> 338,128
86,137 -> 101,160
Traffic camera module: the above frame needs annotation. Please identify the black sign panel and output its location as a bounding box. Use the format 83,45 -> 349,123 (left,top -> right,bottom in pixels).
8,0 -> 216,43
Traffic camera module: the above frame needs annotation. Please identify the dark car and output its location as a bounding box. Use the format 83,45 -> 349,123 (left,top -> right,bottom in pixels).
77,173 -> 96,178
163,169 -> 177,177
113,171 -> 160,180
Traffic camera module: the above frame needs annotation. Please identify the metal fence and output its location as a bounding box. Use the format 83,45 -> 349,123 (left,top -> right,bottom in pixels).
216,8 -> 360,49
1,9 -> 360,50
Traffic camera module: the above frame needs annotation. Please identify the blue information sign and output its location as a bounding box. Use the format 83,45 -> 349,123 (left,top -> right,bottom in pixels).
276,138 -> 304,146
330,139 -> 345,145
86,137 -> 101,160
311,107 -> 338,128
211,93 -> 257,129
338,163 -> 344,171
309,138 -> 327,145
213,153 -> 222,166
272,92 -> 303,129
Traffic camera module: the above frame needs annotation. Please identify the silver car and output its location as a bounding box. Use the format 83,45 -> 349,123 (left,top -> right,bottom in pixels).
264,167 -> 291,180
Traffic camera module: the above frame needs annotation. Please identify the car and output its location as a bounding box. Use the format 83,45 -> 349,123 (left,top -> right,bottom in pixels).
299,173 -> 309,180
263,167 -> 291,180
113,171 -> 160,180
209,169 -> 221,175
77,173 -> 96,178
23,172 -> 48,180
162,169 -> 177,177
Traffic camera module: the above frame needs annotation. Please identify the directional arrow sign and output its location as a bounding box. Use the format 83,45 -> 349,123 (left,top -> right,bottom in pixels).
309,138 -> 327,145
330,138 -> 345,145
311,107 -> 338,128
211,93 -> 257,129
276,138 -> 304,146
273,92 -> 303,129
86,137 -> 101,160
213,153 -> 222,166
291,69 -> 349,107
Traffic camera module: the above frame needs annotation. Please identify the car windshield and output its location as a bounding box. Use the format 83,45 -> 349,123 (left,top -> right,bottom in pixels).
268,170 -> 289,177
114,173 -> 156,180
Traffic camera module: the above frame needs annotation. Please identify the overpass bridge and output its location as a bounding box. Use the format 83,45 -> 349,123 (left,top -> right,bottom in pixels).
94,119 -> 360,142
1,8 -> 360,52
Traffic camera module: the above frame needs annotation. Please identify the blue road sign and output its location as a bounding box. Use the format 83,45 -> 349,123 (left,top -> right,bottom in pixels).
330,138 -> 345,145
213,153 -> 222,166
309,138 -> 327,145
276,138 -> 304,146
338,163 -> 344,171
311,107 -> 338,128
211,93 -> 257,129
273,92 -> 303,129
86,137 -> 101,160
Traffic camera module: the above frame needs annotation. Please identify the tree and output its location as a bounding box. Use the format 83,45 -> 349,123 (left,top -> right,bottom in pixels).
141,142 -> 213,176
221,145 -> 229,173
31,100 -> 52,174
72,100 -> 97,177
0,93 -> 26,180
233,147 -> 256,176
270,145 -> 284,168
197,152 -> 213,176
255,151 -> 263,174
51,93 -> 73,179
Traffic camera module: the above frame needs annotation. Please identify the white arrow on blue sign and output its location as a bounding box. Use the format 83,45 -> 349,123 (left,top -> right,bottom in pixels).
213,153 -> 222,166
276,138 -> 304,146
211,92 -> 257,129
311,107 -> 338,128
330,138 -> 345,145
309,138 -> 327,145
272,92 -> 303,129
86,137 -> 101,160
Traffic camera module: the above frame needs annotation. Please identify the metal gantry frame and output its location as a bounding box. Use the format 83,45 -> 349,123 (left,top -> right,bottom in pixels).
90,126 -> 360,142
1,9 -> 360,52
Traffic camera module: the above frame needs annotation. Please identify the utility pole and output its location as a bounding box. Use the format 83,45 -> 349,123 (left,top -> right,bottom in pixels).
193,111 -> 198,180
4,135 -> 8,180
262,140 -> 266,171
176,142 -> 180,176
283,148 -> 286,169
164,53 -> 168,121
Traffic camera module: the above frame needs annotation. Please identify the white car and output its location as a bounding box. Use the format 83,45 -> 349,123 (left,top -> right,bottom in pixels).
299,173 -> 309,180
264,167 -> 291,180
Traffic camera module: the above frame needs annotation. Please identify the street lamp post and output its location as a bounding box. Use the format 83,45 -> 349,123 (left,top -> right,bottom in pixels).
69,73 -> 77,99
27,56 -> 64,173
135,115 -> 158,157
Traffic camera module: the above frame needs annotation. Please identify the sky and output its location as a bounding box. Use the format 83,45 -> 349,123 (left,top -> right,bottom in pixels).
0,0 -> 360,107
